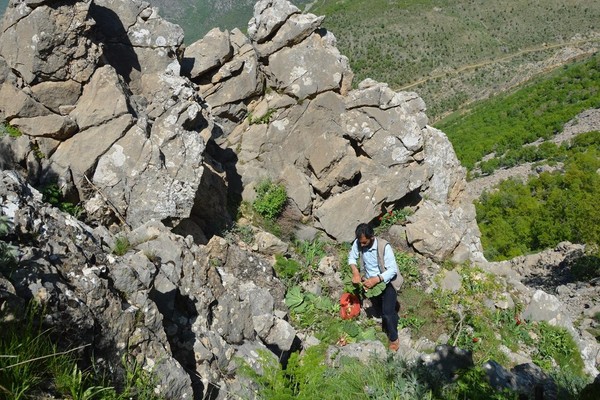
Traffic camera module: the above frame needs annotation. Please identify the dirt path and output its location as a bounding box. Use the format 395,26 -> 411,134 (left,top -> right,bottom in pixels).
399,38 -> 598,91
466,108 -> 600,201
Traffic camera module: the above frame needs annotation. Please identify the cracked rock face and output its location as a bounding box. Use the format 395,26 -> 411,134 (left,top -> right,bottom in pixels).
1,2 -> 598,398
1,0 -> 482,273
0,0 -> 218,233
187,0 -> 482,260
0,169 -> 294,399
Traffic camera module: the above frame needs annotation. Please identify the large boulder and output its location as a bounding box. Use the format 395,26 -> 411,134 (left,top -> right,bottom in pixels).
0,0 -> 219,234
0,0 -> 99,85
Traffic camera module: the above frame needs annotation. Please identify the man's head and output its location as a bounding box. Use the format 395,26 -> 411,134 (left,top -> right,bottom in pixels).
355,223 -> 374,249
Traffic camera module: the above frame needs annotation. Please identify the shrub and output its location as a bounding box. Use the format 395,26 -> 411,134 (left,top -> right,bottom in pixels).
252,179 -> 287,220
375,208 -> 412,234
0,122 -> 22,137
41,183 -> 83,218
570,254 -> 600,281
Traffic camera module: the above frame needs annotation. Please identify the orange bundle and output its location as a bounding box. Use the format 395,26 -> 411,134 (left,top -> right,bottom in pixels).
339,293 -> 360,320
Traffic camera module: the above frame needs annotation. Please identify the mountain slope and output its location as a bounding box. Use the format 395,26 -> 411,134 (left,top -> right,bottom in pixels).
309,0 -> 600,120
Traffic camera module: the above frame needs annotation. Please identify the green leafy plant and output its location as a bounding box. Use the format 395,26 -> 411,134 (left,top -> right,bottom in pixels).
252,179 -> 287,220
248,108 -> 276,125
30,142 -> 46,160
274,255 -> 303,283
116,355 -> 162,400
533,321 -> 585,376
294,237 -> 328,270
285,286 -> 307,313
362,280 -> 385,298
375,208 -> 413,234
55,364 -> 113,400
41,183 -> 83,218
398,314 -> 426,331
112,236 -> 131,256
396,252 -> 420,285
441,366 -> 519,400
0,122 -> 22,137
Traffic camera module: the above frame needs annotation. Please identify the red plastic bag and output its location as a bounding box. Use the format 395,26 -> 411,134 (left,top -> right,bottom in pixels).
339,293 -> 360,320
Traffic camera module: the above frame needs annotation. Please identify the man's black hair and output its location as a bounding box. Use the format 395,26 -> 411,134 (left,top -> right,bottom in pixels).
355,223 -> 374,239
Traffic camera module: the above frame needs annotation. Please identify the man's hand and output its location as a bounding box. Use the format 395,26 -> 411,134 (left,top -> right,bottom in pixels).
362,276 -> 380,289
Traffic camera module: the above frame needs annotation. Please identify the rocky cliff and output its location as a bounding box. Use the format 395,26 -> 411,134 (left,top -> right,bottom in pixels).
0,0 -> 483,263
0,0 -> 597,399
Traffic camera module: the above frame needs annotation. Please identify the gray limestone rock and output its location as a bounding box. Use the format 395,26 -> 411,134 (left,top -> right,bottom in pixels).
182,28 -> 232,79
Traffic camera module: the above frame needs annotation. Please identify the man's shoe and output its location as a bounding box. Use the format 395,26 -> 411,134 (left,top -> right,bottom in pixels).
389,339 -> 399,352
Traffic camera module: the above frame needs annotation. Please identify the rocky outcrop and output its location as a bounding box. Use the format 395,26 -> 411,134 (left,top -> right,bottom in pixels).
0,0 -> 483,262
185,0 -> 483,262
0,169 -> 298,399
479,242 -> 600,377
3,0 -> 599,396
0,0 -> 220,235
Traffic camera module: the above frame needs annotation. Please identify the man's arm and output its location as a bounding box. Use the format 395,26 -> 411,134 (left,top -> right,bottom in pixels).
348,240 -> 362,284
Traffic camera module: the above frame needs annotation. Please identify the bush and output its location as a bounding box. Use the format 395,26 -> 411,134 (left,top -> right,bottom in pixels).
0,121 -> 22,137
570,254 -> 600,281
252,179 -> 287,220
41,183 -> 83,218
374,208 -> 412,234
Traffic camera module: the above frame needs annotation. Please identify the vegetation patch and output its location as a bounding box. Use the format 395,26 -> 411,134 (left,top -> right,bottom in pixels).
374,207 -> 412,235
436,54 -> 600,171
311,0 -> 600,120
112,236 -> 131,256
475,132 -> 600,260
252,179 -> 287,220
248,108 -> 276,125
0,122 -> 22,138
0,303 -> 161,400
398,287 -> 449,341
224,222 -> 255,245
41,183 -> 83,218
532,322 -> 586,377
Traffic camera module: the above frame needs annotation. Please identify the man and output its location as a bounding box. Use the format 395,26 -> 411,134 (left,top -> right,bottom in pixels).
348,223 -> 400,351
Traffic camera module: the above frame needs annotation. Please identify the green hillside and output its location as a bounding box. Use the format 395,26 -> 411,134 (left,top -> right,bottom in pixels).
476,130 -> 600,261
435,53 -> 600,171
434,53 -> 600,261
310,0 -> 600,120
